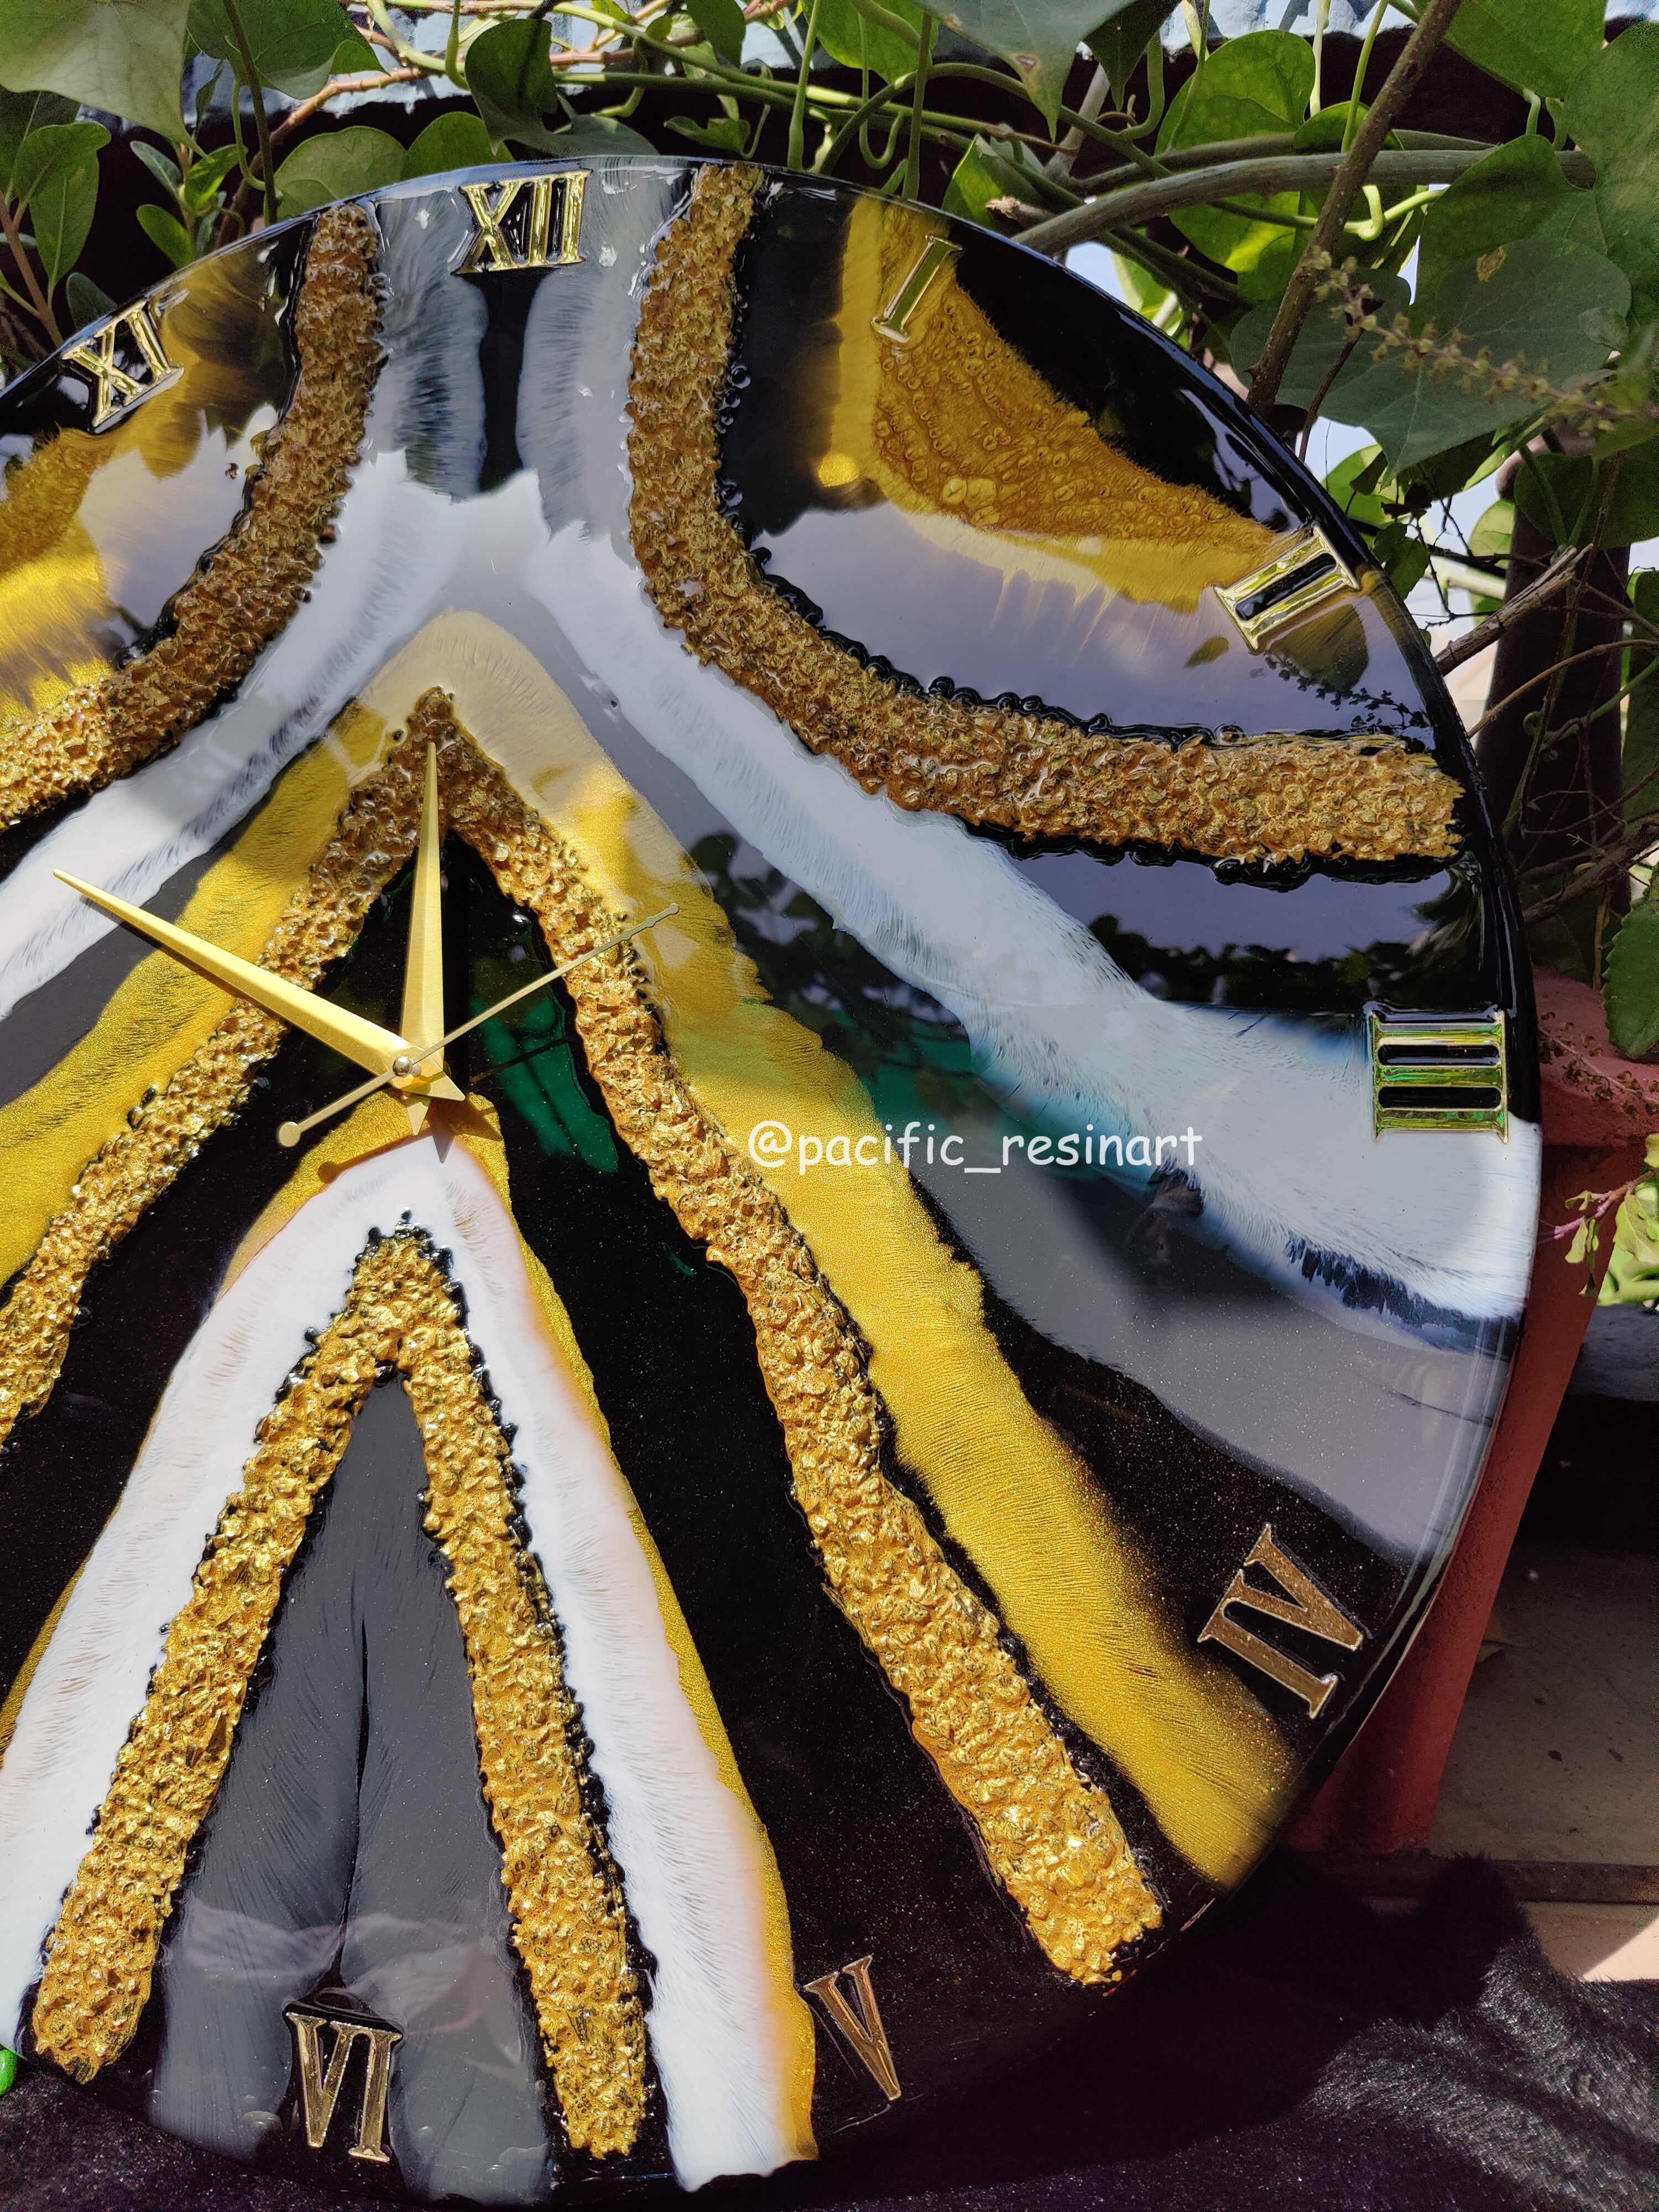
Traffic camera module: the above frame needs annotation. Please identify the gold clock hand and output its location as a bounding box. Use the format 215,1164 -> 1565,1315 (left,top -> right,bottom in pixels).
397,742 -> 465,1134
55,872 -> 415,1079
277,905 -> 679,1147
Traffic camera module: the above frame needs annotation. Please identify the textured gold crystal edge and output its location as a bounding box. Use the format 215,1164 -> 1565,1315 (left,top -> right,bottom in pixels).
0,745 -> 426,1451
0,201 -> 384,834
31,1231 -> 647,2156
422,691 -> 1163,1980
626,164 -> 1460,868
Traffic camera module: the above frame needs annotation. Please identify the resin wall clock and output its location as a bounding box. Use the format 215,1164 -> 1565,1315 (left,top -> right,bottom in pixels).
0,158 -> 1537,2200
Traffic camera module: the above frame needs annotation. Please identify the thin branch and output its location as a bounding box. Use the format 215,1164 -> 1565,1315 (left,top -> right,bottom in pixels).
1248,0 -> 1466,414
1015,144 -> 1588,257
1433,546 -> 1583,674
1521,820 -> 1659,925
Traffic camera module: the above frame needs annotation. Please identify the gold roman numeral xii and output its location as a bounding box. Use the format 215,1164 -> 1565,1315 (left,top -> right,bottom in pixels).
457,171 -> 588,274
1198,1524 -> 1364,1719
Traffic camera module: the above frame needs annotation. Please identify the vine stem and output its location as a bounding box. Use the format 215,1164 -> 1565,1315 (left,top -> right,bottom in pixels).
1248,0 -> 1465,415
222,0 -> 279,229
902,13 -> 933,201
788,0 -> 822,169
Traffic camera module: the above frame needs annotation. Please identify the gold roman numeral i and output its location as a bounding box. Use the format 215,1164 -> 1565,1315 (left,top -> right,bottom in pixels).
1198,1524 -> 1364,1719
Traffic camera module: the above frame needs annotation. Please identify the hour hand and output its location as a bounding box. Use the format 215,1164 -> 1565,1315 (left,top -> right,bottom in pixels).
54,872 -> 415,1079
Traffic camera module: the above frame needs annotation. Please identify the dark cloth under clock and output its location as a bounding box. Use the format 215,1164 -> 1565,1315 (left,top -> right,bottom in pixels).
5,1856 -> 1652,2212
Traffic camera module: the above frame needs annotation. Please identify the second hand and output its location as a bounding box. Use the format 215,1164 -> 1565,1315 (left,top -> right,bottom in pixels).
277,905 -> 678,1148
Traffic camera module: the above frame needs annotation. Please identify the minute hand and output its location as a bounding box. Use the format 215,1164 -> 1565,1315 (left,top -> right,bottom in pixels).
54,872 -> 414,1078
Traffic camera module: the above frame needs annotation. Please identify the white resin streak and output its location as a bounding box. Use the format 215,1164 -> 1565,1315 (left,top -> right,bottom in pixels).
0,1139 -> 799,2191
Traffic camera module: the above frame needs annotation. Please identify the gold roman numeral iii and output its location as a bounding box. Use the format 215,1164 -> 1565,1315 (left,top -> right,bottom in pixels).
65,302 -> 179,430
284,2006 -> 401,2163
802,1955 -> 901,2101
1198,1524 -> 1364,1719
458,171 -> 589,274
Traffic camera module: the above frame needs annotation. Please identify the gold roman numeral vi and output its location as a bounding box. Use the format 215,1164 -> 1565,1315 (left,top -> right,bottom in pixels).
1198,1524 -> 1364,1719
458,171 -> 588,274
65,302 -> 179,430
284,2006 -> 401,2163
802,1954 -> 901,2101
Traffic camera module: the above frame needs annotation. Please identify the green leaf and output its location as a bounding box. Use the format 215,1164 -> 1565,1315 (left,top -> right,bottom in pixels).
544,113 -> 654,156
936,2 -> 1111,129
0,88 -> 75,198
1324,441 -> 1389,531
814,0 -> 933,84
1416,135 -> 1573,304
132,139 -> 183,196
1563,24 -> 1659,329
187,0 -> 357,100
64,268 -> 113,327
1467,496 -> 1514,564
9,119 -> 106,287
464,18 -> 567,155
1445,0 -> 1602,101
942,130 -> 1047,224
666,112 -> 752,153
0,0 -> 190,145
1324,234 -> 1630,470
138,200 -> 195,267
1370,518 -> 1431,597
686,0 -> 746,66
1514,445 -> 1659,549
273,124 -> 404,218
1603,902 -> 1659,1059
179,139 -> 242,216
1231,272 -> 1408,408
401,111 -> 497,180
1087,0 -> 1179,102
1157,30 -> 1314,292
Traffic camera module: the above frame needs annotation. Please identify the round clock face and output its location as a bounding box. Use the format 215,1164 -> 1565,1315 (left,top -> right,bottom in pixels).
0,159 -> 1537,2201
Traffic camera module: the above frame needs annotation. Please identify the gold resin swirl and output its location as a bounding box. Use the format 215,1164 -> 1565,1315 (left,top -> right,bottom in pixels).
0,202 -> 384,832
0,745 -> 427,1451
32,1231 -> 647,2156
627,164 -> 1460,867
419,691 -> 1162,1979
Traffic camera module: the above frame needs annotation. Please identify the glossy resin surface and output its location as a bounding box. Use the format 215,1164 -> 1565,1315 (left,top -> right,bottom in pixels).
0,159 -> 1538,2200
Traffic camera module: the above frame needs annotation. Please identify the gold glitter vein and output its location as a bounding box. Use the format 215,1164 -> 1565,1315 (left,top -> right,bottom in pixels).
32,1231 -> 646,2156
0,202 -> 384,833
422,692 -> 1162,1981
626,164 -> 1460,868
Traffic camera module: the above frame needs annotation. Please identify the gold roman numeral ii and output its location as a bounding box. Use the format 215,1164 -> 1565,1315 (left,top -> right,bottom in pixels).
1198,1524 -> 1364,1719
284,2007 -> 401,2163
802,1955 -> 902,2101
458,171 -> 589,274
65,302 -> 179,430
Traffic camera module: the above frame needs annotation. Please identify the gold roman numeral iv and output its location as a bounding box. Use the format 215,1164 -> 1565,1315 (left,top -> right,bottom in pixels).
1198,1524 -> 1365,1719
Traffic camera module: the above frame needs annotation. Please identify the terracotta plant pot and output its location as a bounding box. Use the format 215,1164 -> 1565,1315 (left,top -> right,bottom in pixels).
1290,970 -> 1659,1857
